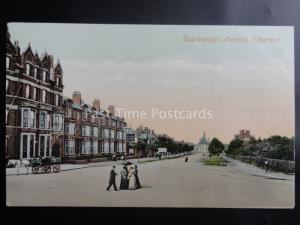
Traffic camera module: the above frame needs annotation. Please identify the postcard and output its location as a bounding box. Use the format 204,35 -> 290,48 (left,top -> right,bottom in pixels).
5,23 -> 294,208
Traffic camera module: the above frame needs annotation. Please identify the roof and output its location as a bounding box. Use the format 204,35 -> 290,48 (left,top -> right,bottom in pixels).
72,103 -> 82,110
124,127 -> 135,134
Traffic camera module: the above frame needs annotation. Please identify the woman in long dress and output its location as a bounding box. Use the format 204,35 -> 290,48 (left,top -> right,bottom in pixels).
127,166 -> 137,190
134,165 -> 142,189
119,166 -> 128,190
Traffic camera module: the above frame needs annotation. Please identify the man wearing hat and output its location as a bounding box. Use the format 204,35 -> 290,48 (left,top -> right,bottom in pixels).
106,165 -> 118,191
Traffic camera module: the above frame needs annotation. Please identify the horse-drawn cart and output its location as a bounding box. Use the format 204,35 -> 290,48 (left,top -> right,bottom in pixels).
31,157 -> 61,174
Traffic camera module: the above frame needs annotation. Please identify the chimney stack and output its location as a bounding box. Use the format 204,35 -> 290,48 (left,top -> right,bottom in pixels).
72,91 -> 81,105
108,105 -> 115,116
93,99 -> 101,112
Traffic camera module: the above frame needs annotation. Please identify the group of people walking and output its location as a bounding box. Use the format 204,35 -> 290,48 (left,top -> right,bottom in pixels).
106,164 -> 142,191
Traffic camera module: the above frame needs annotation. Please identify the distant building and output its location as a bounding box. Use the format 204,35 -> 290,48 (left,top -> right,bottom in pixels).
234,129 -> 254,142
62,92 -> 127,161
194,131 -> 210,157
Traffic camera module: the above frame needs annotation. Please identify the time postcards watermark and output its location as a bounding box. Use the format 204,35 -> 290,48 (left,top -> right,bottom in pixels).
115,107 -> 213,120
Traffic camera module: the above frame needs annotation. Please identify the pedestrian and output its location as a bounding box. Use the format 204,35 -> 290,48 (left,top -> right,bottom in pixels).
128,166 -> 137,190
120,166 -> 128,190
15,160 -> 21,175
265,160 -> 269,173
121,155 -> 125,162
106,165 -> 118,191
134,165 -> 142,189
185,155 -> 188,162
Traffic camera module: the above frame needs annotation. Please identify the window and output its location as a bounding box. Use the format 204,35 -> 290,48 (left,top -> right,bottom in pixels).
93,127 -> 98,137
6,79 -> 9,92
6,57 -> 10,69
6,108 -> 9,125
40,112 -> 46,129
42,90 -> 46,103
82,141 -> 91,154
103,129 -> 109,139
34,68 -> 37,78
110,130 -> 115,139
86,126 -> 90,136
25,85 -> 30,98
53,114 -> 63,131
92,141 -> 98,154
23,109 -> 29,127
30,110 -> 35,128
39,135 -> 50,157
43,71 -> 47,81
26,64 -> 30,75
22,108 -> 35,128
21,133 -> 35,159
46,114 -> 50,129
66,123 -> 75,135
82,126 -> 86,136
33,87 -> 37,100
65,140 -> 75,155
55,94 -> 59,106
56,77 -> 60,86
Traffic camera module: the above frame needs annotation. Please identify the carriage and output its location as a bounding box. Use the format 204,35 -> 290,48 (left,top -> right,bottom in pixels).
31,156 -> 61,174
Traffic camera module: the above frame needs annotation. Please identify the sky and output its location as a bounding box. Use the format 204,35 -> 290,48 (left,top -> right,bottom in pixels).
8,23 -> 295,143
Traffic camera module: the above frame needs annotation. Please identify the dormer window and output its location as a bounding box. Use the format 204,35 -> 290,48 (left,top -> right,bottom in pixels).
26,64 -> 30,75
6,57 -> 10,69
56,77 -> 60,87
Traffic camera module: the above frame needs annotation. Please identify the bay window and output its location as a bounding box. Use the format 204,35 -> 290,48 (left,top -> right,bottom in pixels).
82,141 -> 91,154
66,123 -> 75,135
91,141 -> 98,154
64,140 -> 75,155
53,114 -> 64,131
22,108 -> 36,128
40,112 -> 46,129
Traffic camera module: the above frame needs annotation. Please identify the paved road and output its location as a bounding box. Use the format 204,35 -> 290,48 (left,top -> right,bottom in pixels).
6,152 -> 294,208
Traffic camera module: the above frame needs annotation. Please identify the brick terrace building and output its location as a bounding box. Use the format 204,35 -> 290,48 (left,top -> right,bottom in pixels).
6,33 -> 64,159
63,92 -> 127,161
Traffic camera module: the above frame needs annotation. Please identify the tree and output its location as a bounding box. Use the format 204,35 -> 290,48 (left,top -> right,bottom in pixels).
226,139 -> 243,156
208,138 -> 224,156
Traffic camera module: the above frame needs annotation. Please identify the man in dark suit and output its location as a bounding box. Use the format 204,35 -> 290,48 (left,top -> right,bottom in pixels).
106,165 -> 118,191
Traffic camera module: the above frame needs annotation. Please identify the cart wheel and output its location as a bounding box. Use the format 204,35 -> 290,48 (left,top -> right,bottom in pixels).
53,165 -> 60,173
42,165 -> 51,173
32,166 -> 39,174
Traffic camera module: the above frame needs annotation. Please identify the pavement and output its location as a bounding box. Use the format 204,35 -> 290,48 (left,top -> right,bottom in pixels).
6,152 -> 294,208
6,153 -> 188,176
